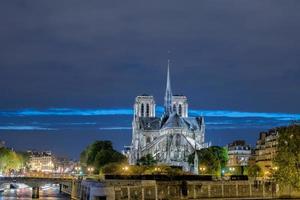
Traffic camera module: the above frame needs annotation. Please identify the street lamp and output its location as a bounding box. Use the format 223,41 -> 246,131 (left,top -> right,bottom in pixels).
74,166 -> 81,175
229,167 -> 235,174
154,167 -> 161,173
122,166 -> 129,171
87,167 -> 94,175
199,166 -> 206,174
264,170 -> 270,179
221,169 -> 225,176
122,165 -> 129,174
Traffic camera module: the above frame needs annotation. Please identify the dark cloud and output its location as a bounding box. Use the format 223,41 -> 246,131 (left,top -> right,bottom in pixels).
0,1 -> 299,110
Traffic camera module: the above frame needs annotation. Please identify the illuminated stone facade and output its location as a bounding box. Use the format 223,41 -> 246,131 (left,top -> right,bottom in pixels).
28,151 -> 55,172
255,130 -> 279,172
129,62 -> 206,172
227,140 -> 251,167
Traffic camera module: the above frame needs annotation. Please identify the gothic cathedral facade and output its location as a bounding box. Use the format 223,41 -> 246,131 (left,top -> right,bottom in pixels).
129,61 -> 206,172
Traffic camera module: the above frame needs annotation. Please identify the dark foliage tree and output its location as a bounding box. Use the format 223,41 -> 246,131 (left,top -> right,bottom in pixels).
274,125 -> 300,189
137,154 -> 157,166
247,164 -> 263,177
188,146 -> 228,176
80,141 -> 126,173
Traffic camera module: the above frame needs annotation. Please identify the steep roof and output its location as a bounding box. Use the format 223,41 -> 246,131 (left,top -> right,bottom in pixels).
162,112 -> 184,129
161,114 -> 204,131
138,117 -> 161,131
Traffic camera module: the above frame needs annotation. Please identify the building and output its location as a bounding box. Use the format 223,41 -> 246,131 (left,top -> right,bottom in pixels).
226,140 -> 252,174
129,61 -> 207,172
55,156 -> 76,174
227,140 -> 251,167
255,129 -> 279,173
28,151 -> 56,173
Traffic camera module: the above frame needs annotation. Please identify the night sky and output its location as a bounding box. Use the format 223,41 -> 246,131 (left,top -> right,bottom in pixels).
0,1 -> 300,159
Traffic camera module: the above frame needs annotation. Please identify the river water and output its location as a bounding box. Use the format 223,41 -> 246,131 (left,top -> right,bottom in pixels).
0,183 -> 70,200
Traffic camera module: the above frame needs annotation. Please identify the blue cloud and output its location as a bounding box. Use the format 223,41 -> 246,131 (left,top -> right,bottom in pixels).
190,110 -> 300,119
98,127 -> 132,130
0,108 -> 133,116
0,126 -> 56,131
0,107 -> 299,120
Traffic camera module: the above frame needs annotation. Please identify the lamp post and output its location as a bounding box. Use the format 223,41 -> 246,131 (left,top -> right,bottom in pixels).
87,167 -> 94,175
154,167 -> 161,173
74,166 -> 81,176
122,166 -> 129,174
199,166 -> 206,174
229,167 -> 235,175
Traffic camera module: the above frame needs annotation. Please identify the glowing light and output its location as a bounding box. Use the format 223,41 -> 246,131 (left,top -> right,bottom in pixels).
87,167 -> 94,172
199,166 -> 206,172
122,166 -> 129,171
229,167 -> 235,172
0,107 -> 299,120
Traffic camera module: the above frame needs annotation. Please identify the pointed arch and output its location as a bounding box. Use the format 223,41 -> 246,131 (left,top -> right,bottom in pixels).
178,104 -> 182,116
141,103 -> 144,117
146,103 -> 150,117
173,104 -> 177,113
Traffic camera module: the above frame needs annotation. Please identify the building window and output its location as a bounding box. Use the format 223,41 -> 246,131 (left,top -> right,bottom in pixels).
146,103 -> 150,117
173,104 -> 177,113
141,104 -> 144,117
146,137 -> 151,144
176,134 -> 181,146
178,104 -> 182,116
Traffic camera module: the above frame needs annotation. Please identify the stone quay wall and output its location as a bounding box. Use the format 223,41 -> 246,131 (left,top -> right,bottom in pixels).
61,179 -> 300,200
104,180 -> 297,200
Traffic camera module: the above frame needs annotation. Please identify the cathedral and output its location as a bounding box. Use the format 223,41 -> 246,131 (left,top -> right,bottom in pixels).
129,61 -> 206,172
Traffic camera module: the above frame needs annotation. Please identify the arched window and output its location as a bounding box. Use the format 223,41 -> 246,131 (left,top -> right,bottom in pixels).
146,137 -> 151,144
173,104 -> 177,113
176,134 -> 181,146
141,103 -> 144,117
146,103 -> 150,117
178,104 -> 182,116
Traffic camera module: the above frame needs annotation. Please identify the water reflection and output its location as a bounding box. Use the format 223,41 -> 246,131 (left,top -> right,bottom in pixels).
0,183 -> 69,199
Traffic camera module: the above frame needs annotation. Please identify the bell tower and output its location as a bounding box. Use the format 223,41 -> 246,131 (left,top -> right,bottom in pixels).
134,95 -> 156,118
172,95 -> 188,117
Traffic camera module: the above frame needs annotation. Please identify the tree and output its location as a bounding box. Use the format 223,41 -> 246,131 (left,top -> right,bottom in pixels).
137,154 -> 157,166
273,125 -> 300,189
209,146 -> 228,169
188,146 -> 228,176
247,164 -> 263,178
80,141 -> 126,173
0,147 -> 26,174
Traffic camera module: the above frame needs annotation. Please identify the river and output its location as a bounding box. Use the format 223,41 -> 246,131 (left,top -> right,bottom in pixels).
0,183 -> 69,200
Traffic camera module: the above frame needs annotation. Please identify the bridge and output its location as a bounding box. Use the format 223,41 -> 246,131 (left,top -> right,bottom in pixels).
0,176 -> 74,198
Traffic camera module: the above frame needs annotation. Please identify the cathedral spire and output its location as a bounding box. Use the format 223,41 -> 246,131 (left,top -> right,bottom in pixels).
164,59 -> 173,115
